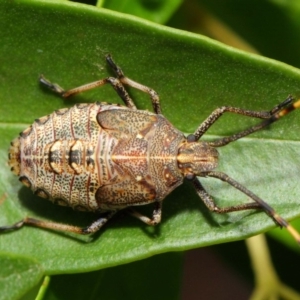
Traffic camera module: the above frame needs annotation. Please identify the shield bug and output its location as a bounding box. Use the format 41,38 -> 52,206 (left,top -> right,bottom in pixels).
2,55 -> 300,243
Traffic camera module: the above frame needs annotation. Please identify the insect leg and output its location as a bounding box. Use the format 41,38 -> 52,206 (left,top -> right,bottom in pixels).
192,177 -> 261,213
0,211 -> 117,235
191,95 -> 297,142
209,97 -> 300,147
196,172 -> 300,243
39,74 -> 137,110
106,54 -> 161,114
39,55 -> 161,113
127,202 -> 162,226
81,211 -> 117,234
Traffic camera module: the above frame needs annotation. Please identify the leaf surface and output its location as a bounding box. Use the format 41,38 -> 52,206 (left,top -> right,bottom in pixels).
0,0 -> 300,283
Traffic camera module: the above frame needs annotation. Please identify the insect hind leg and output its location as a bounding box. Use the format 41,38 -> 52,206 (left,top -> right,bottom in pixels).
39,74 -> 137,110
0,211 -> 117,235
39,55 -> 161,114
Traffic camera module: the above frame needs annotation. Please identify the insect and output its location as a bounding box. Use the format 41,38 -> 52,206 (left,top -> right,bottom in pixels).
1,55 -> 300,243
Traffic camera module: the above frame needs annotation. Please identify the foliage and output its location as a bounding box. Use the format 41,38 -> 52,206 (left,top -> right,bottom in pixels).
1,0 -> 300,299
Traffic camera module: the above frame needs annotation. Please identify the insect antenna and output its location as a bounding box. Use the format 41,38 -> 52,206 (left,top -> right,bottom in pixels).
202,171 -> 300,244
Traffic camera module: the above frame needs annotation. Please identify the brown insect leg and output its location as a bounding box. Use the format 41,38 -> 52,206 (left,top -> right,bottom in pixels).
127,202 -> 162,226
192,177 -> 261,213
39,55 -> 161,113
192,95 -> 294,142
197,172 -> 300,243
209,96 -> 300,147
39,75 -> 66,95
0,217 -> 87,234
106,54 -> 161,114
0,211 -> 117,235
39,75 -> 137,110
81,211 -> 117,234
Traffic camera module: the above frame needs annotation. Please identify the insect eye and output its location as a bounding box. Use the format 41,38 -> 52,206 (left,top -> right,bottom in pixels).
187,134 -> 196,142
185,173 -> 195,180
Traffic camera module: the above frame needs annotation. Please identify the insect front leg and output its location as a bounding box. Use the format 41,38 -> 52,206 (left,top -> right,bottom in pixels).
195,172 -> 300,243
191,95 -> 299,145
0,211 -> 117,235
192,177 -> 262,213
127,202 -> 162,226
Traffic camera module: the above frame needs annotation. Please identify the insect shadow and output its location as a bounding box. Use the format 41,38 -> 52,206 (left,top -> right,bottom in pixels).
14,185 -> 170,241
13,181 -> 225,241
15,186 -> 104,242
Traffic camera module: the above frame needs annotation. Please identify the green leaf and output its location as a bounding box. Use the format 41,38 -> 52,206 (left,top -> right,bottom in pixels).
99,0 -> 183,24
0,254 -> 44,300
198,0 -> 300,67
0,0 -> 300,288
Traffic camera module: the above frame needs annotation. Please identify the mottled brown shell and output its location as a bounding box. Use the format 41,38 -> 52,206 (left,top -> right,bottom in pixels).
8,103 -> 185,212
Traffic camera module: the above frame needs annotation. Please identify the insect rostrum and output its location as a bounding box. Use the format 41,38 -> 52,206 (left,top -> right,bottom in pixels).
2,55 -> 300,243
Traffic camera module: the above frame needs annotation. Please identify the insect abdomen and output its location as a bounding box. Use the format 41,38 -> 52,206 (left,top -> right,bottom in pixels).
8,103 -> 110,211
